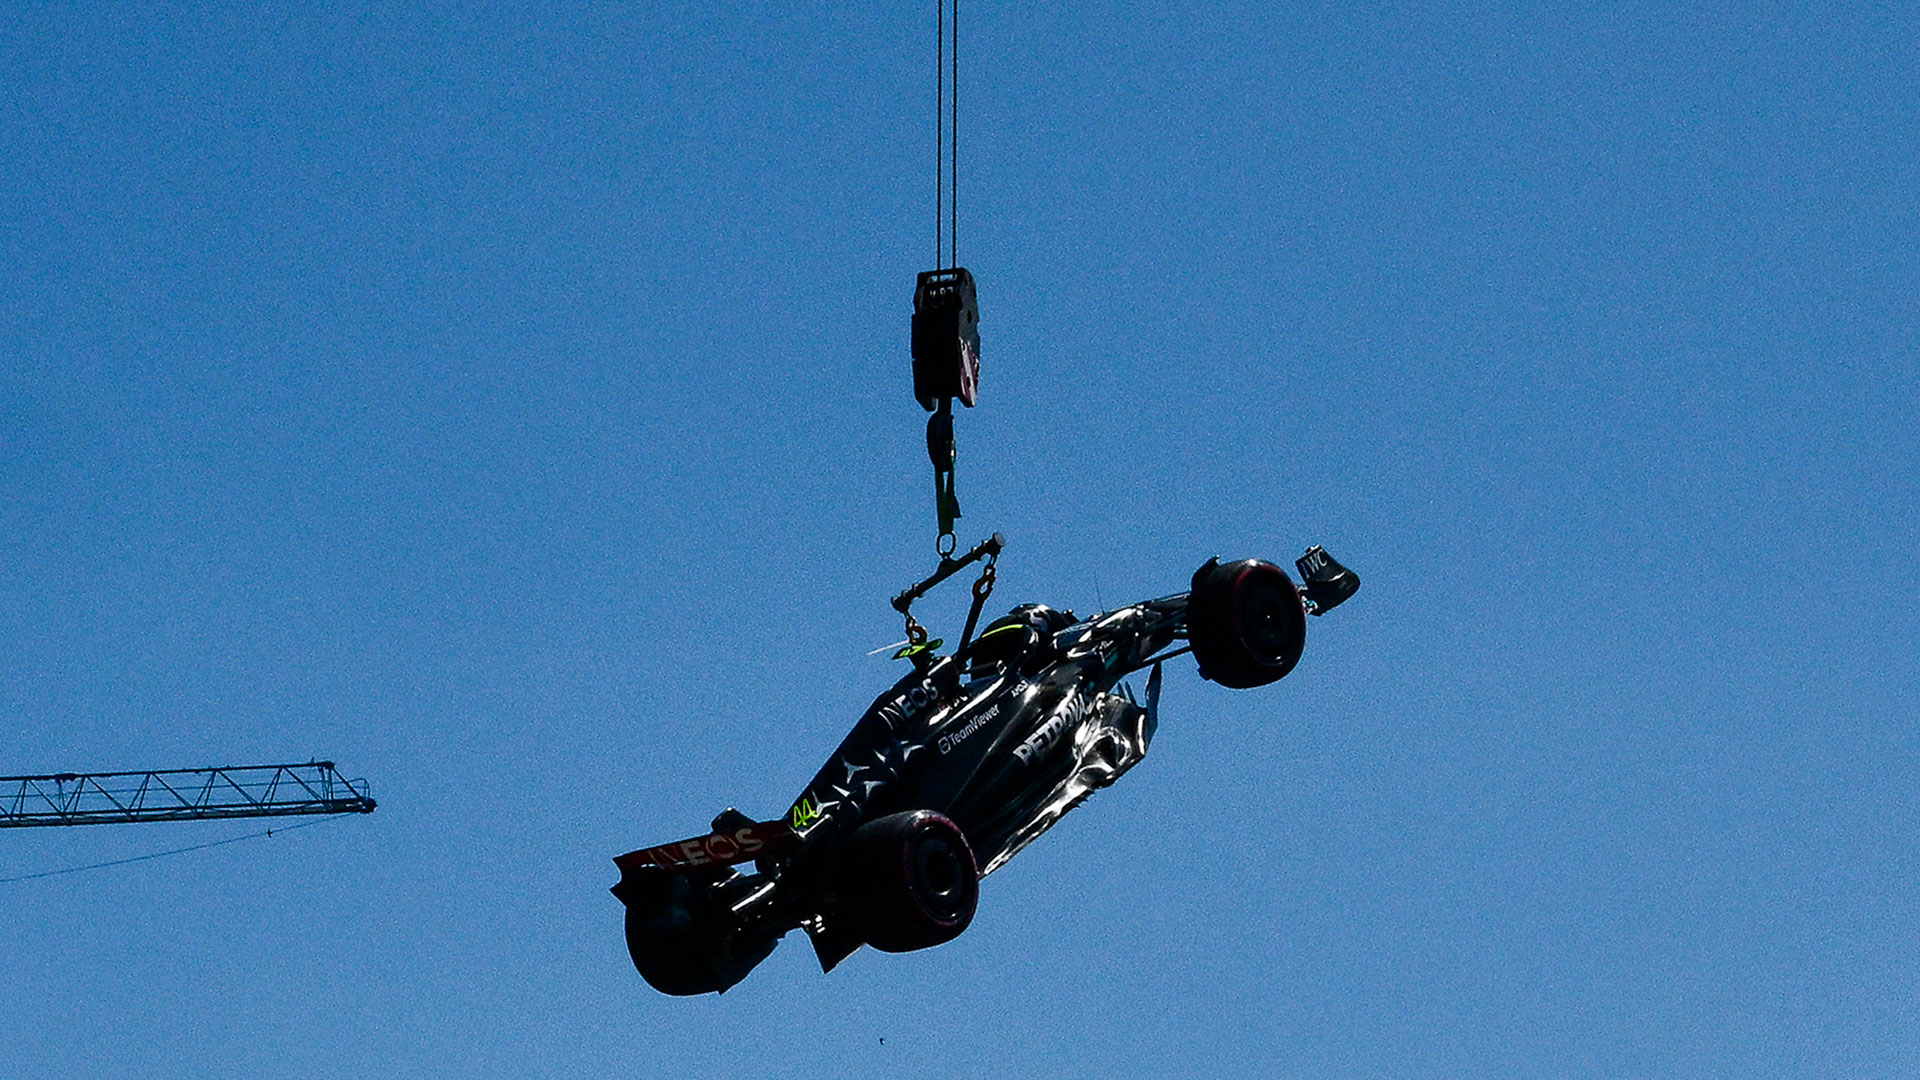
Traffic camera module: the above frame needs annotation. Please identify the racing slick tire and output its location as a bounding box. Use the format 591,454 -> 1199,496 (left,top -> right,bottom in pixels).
620,872 -> 778,995
1188,557 -> 1307,689
839,810 -> 979,953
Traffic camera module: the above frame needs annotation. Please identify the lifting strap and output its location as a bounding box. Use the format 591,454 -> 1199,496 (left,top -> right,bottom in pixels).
928,404 -> 961,547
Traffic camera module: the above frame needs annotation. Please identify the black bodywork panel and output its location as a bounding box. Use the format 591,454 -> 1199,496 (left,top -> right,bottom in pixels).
612,551 -> 1355,993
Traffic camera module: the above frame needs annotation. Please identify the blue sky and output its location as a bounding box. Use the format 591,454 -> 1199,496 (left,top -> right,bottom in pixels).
3,3 -> 1915,1077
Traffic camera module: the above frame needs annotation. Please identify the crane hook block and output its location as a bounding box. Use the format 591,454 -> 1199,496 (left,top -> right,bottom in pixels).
911,267 -> 980,411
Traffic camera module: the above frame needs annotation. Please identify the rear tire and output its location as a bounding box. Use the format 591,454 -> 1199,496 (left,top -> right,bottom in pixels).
1188,558 -> 1307,689
839,810 -> 979,953
621,872 -> 777,995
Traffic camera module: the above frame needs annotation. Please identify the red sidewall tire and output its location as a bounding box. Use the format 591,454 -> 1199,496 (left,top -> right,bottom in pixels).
841,810 -> 979,953
1189,559 -> 1307,689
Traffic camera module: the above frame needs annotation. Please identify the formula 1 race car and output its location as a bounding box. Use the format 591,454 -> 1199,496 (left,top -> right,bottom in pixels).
610,540 -> 1359,995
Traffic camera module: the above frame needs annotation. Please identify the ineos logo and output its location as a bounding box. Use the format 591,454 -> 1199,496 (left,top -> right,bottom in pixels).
878,677 -> 946,729
642,826 -> 771,869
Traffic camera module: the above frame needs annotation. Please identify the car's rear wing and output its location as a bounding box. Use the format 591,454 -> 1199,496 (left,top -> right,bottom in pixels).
613,819 -> 799,876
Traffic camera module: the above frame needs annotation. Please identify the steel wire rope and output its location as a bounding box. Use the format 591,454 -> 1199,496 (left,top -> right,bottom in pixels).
935,0 -> 959,270
0,814 -> 343,884
936,0 -> 943,268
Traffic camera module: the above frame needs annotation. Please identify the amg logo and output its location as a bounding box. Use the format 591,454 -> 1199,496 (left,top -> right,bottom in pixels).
1013,691 -> 1090,765
937,704 -> 999,755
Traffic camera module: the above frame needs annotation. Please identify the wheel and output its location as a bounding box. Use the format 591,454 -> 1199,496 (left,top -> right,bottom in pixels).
620,872 -> 777,995
1187,557 -> 1307,689
625,907 -> 727,996
838,810 -> 979,953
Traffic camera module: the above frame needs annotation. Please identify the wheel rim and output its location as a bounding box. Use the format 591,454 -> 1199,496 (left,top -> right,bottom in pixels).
1234,572 -> 1303,665
911,833 -> 968,921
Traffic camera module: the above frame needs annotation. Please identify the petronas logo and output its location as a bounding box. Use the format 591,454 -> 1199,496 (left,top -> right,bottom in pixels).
789,795 -> 822,830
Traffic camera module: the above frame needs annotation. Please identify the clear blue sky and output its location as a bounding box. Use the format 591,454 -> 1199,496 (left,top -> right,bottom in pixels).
4,3 -> 1915,1077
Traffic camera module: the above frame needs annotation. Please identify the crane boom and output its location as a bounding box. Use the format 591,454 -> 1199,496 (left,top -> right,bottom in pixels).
0,762 -> 375,828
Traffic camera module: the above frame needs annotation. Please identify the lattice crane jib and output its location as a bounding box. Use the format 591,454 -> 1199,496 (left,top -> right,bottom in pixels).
0,762 -> 376,828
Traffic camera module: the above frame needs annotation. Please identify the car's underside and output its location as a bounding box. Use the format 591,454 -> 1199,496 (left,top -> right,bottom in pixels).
612,545 -> 1358,994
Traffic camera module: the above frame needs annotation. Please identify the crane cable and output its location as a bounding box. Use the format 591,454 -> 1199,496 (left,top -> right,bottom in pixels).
0,814 -> 342,885
917,0 -> 977,554
936,0 -> 958,270
930,0 -> 962,551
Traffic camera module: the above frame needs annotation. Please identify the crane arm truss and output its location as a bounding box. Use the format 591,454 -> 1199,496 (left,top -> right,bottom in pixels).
0,762 -> 376,828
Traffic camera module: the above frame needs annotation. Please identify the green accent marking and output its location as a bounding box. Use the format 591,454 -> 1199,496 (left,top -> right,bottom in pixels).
892,639 -> 945,660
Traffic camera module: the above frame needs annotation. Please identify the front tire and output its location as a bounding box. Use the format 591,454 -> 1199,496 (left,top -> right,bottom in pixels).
1188,558 -> 1307,688
838,810 -> 979,953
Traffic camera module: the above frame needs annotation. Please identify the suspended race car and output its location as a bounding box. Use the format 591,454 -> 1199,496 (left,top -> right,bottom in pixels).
610,541 -> 1359,995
